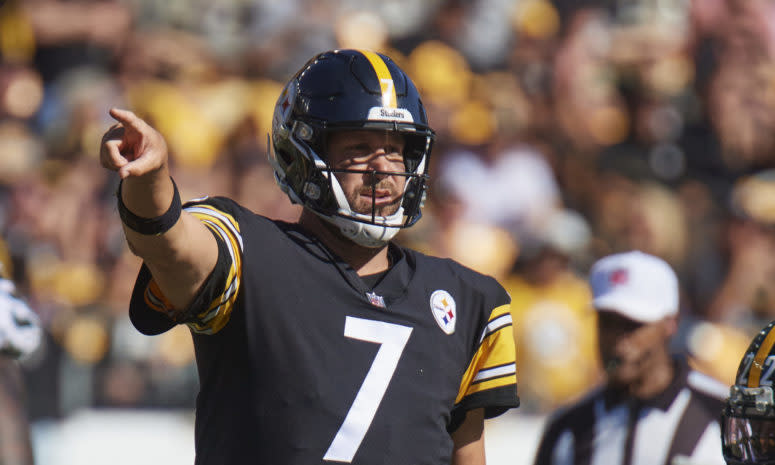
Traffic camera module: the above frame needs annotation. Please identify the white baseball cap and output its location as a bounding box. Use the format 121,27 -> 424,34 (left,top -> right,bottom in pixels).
589,251 -> 679,323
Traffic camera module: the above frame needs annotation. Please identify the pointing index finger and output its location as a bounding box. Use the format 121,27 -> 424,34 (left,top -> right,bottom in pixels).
109,108 -> 146,133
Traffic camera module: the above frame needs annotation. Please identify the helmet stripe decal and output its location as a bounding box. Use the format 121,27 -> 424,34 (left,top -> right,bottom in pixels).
749,326 -> 775,387
358,50 -> 397,109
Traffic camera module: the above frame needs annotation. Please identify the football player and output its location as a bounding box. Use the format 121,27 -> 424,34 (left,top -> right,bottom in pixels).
723,320 -> 775,464
100,49 -> 518,464
0,269 -> 40,465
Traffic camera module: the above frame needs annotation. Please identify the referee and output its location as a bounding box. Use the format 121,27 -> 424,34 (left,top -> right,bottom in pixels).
533,251 -> 727,465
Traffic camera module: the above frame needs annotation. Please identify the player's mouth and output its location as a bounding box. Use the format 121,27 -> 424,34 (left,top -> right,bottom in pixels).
360,189 -> 396,207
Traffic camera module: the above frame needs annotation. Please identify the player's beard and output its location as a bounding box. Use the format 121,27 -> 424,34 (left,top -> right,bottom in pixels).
346,180 -> 403,218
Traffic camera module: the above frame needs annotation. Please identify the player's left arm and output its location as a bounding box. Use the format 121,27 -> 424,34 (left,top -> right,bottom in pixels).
453,303 -> 518,420
451,408 -> 485,465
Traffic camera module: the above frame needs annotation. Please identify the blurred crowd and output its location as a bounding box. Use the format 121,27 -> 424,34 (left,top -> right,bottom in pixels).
2,0 -> 775,423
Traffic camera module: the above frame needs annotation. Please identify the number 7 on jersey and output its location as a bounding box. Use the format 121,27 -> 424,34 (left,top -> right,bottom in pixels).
323,316 -> 413,463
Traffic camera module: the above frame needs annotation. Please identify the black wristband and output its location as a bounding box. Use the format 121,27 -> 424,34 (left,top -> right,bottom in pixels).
117,178 -> 182,235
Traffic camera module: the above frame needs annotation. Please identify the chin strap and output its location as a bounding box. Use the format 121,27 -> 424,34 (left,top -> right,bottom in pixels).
326,213 -> 399,248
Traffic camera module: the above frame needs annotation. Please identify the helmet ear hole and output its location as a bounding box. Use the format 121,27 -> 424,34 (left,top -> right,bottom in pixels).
303,181 -> 322,201
294,122 -> 315,142
401,177 -> 426,220
305,168 -> 337,212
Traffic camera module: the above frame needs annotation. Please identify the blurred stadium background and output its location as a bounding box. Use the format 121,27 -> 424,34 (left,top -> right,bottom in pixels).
1,0 -> 774,462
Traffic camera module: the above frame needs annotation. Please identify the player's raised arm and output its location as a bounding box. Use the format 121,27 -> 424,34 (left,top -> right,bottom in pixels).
100,108 -> 218,310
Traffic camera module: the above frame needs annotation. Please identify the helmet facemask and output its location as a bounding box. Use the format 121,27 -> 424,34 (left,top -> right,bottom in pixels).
271,120 -> 431,247
723,385 -> 775,465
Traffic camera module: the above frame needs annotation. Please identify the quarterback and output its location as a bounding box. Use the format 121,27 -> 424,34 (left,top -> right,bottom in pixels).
100,49 -> 519,464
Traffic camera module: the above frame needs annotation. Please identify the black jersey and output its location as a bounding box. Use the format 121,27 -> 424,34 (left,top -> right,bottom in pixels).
129,197 -> 519,465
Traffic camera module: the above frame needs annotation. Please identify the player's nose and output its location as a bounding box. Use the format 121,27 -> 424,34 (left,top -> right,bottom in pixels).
368,150 -> 401,174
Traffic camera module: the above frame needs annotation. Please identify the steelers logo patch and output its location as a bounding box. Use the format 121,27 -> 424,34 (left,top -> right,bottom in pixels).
430,290 -> 456,335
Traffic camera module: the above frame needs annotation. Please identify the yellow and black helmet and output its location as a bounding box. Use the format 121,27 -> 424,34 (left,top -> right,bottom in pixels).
723,320 -> 775,464
268,49 -> 435,248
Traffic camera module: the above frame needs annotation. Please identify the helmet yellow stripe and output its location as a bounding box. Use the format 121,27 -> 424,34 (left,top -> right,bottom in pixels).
750,326 -> 775,387
358,49 -> 397,109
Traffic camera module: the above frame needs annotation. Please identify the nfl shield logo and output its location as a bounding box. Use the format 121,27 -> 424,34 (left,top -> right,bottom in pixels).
366,292 -> 386,308
430,290 -> 456,334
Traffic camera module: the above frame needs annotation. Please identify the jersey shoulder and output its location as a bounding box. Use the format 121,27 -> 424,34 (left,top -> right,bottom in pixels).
183,195 -> 261,225
404,248 -> 510,304
183,195 -> 293,242
184,195 -> 241,211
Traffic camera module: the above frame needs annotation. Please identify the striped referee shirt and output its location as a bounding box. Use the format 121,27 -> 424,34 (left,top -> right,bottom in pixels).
533,358 -> 727,465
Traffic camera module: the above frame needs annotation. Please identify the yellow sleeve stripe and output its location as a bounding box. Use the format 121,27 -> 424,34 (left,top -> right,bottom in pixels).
145,279 -> 174,313
187,224 -> 240,334
473,362 -> 517,383
193,258 -> 238,325
456,304 -> 517,404
186,257 -> 239,334
463,370 -> 516,397
479,312 -> 512,344
196,217 -> 241,277
488,304 -> 512,320
182,204 -> 243,335
186,205 -> 242,254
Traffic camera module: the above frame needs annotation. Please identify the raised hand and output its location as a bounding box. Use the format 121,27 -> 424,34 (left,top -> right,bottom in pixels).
99,107 -> 218,310
100,108 -> 169,180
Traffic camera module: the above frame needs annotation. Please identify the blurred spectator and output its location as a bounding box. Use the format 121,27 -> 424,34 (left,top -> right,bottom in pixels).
706,170 -> 775,327
504,208 -> 600,412
21,0 -> 132,83
533,251 -> 727,465
438,142 -> 561,236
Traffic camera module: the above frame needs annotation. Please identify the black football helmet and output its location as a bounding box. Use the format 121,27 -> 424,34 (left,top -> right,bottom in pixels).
268,49 -> 435,247
723,320 -> 775,464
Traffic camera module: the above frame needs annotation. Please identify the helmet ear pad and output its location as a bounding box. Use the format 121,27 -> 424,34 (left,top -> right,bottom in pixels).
268,49 -> 435,247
